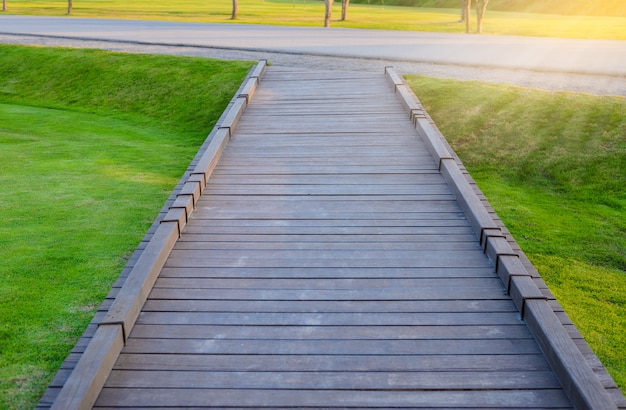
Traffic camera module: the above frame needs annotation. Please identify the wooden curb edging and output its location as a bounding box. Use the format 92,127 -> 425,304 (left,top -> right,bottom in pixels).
384,66 -> 619,410
49,60 -> 267,410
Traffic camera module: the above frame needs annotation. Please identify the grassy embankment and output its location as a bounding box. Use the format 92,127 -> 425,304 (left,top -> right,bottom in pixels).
2,0 -> 626,39
0,44 -> 253,409
405,75 -> 625,394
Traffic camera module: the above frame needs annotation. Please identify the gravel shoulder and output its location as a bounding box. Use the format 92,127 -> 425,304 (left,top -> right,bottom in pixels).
1,33 -> 625,97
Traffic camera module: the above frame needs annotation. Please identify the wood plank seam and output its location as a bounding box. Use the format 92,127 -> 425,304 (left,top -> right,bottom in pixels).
481,227 -> 506,251
217,96 -> 247,137
507,273 -> 531,295
495,251 -> 519,273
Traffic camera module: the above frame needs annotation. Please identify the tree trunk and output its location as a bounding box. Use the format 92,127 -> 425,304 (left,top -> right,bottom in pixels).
459,0 -> 465,22
324,0 -> 333,27
464,0 -> 471,33
341,0 -> 349,21
476,0 -> 488,34
2,0 -> 7,12
231,0 -> 238,19
67,0 -> 72,14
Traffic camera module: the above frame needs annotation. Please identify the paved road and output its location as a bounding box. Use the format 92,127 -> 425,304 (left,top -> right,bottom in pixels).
2,16 -> 626,75
1,16 -> 625,95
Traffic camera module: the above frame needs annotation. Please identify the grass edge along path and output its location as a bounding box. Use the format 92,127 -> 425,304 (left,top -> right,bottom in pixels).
0,44 -> 253,409
1,0 -> 626,40
405,74 -> 626,395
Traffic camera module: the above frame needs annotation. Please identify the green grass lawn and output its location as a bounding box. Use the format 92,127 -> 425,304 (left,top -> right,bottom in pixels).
0,44 -> 253,409
405,75 -> 626,394
3,0 -> 626,39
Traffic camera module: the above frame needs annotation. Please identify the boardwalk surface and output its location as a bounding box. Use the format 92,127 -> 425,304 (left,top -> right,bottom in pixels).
96,68 -> 572,408
42,66 -> 626,409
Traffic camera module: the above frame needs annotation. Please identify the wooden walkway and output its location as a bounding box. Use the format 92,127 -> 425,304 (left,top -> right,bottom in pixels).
42,64 -> 624,409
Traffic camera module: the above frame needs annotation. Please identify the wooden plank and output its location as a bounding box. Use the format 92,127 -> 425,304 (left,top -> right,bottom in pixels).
102,221 -> 179,335
172,241 -> 481,251
194,200 -> 462,214
208,174 -> 446,184
113,353 -> 552,372
123,338 -> 541,355
178,226 -> 472,236
203,185 -> 452,196
103,369 -> 562,390
185,217 -> 470,227
129,323 -> 532,340
135,312 -> 518,326
153,277 -> 503,289
162,253 -> 492,268
95,387 -> 571,408
146,287 -> 509,302
158,266 -> 495,279
525,299 -> 618,409
186,211 -> 464,220
49,325 -> 124,410
176,234 -> 480,243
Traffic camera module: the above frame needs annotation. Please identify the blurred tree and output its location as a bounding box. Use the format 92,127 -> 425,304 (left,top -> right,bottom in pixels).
324,0 -> 333,26
232,0 -> 238,19
459,0 -> 466,22
341,0 -> 350,20
476,0 -> 489,33
464,0 -> 489,33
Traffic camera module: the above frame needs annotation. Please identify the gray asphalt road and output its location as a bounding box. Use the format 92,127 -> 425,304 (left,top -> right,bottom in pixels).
1,16 -> 625,96
2,16 -> 626,74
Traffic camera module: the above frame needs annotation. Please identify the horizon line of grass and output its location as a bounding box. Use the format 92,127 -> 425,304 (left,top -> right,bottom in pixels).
2,0 -> 625,40
0,44 -> 253,409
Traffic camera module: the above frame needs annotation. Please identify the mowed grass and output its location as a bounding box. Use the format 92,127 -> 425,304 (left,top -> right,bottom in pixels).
3,0 -> 626,40
0,44 -> 253,409
405,75 -> 626,392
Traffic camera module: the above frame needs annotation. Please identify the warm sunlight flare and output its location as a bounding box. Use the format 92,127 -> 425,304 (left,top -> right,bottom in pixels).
2,0 -> 625,39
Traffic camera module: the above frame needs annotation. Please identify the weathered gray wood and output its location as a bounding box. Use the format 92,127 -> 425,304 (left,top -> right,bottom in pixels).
94,387 -> 571,408
176,234 -> 480,243
123,338 -> 542,355
147,287 -> 508,303
113,353 -> 552,372
129,323 -> 532,340
217,96 -> 247,136
525,300 -> 618,409
162,253 -> 492,268
102,221 -> 179,336
238,77 -> 258,103
204,184 -> 452,195
103,369 -> 562,389
50,325 -> 123,410
158,266 -> 494,279
186,217 -> 469,227
153,276 -> 503,289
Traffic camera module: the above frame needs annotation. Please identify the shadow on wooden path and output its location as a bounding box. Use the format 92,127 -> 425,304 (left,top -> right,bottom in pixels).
40,63 -> 625,409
